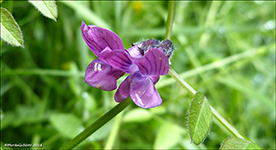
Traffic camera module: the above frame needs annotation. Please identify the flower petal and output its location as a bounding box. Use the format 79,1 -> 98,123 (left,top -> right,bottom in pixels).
114,74 -> 134,103
127,44 -> 143,58
81,21 -> 124,56
99,50 -> 139,74
149,75 -> 160,85
130,72 -> 162,108
133,48 -> 169,76
112,68 -> 125,79
127,39 -> 161,57
85,59 -> 123,91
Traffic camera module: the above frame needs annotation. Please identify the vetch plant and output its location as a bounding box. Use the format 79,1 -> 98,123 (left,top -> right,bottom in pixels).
81,22 -> 174,108
60,1 -> 264,150
1,1 -> 273,149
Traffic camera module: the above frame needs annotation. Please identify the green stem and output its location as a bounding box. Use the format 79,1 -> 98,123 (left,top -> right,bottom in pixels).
168,67 -> 246,139
164,0 -> 175,40
60,98 -> 131,150
210,107 -> 244,139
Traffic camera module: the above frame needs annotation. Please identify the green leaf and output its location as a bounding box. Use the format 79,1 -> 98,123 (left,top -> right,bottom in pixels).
220,137 -> 263,150
188,92 -> 212,145
0,7 -> 24,47
28,0 -> 58,21
154,122 -> 183,149
50,113 -> 83,139
123,108 -> 153,123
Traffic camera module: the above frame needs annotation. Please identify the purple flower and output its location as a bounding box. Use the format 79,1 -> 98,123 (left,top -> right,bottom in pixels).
81,21 -> 173,108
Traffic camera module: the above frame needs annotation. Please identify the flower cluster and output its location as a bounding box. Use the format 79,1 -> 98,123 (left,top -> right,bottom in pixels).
81,21 -> 173,108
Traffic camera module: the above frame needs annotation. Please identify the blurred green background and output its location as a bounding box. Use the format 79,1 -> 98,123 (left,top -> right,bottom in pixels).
1,1 -> 275,149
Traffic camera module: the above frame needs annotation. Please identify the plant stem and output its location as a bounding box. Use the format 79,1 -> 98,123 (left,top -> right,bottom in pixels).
210,107 -> 245,139
60,98 -> 131,150
168,67 -> 246,139
164,0 -> 175,40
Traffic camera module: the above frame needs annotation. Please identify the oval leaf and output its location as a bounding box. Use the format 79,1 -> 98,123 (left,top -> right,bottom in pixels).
0,7 -> 24,47
49,113 -> 83,139
220,137 -> 263,150
29,0 -> 58,21
154,122 -> 183,149
188,92 -> 212,145
123,108 -> 153,123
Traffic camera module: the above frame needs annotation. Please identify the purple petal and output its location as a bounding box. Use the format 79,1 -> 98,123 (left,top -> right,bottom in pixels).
81,21 -> 124,56
112,68 -> 125,79
99,50 -> 139,74
114,74 -> 134,103
127,44 -> 143,58
127,39 -> 161,58
149,75 -> 160,85
100,46 -> 112,53
85,59 -> 124,91
130,72 -> 162,108
133,48 -> 169,76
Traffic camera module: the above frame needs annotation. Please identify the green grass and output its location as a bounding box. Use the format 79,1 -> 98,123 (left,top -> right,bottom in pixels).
1,1 -> 275,149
